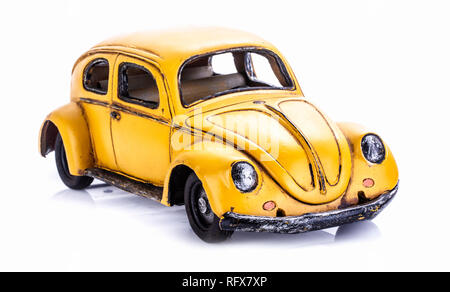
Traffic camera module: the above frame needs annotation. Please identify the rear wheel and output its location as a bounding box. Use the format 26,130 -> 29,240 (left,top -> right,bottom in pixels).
184,173 -> 233,243
55,133 -> 93,189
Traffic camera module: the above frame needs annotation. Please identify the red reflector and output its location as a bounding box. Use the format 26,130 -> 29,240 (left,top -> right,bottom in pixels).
363,178 -> 375,188
263,201 -> 276,211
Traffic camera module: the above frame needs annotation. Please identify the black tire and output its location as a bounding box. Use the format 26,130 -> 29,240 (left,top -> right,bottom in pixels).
184,173 -> 233,243
55,133 -> 93,190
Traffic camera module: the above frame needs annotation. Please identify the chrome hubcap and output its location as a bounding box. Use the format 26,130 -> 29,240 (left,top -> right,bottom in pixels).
195,189 -> 214,225
198,197 -> 208,214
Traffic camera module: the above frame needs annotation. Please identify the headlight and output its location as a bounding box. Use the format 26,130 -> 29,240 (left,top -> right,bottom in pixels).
231,162 -> 258,192
361,134 -> 386,164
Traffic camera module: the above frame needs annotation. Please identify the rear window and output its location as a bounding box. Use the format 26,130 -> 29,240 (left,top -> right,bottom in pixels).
179,49 -> 293,107
83,58 -> 109,95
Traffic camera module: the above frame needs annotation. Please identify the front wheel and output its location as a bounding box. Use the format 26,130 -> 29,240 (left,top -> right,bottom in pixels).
184,173 -> 233,243
55,133 -> 93,190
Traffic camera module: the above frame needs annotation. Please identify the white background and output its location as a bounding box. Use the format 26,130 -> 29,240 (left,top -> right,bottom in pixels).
0,0 -> 449,271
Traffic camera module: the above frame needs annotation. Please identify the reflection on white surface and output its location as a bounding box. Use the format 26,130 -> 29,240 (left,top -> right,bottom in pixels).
335,221 -> 381,242
51,181 -> 382,246
0,175 -> 395,272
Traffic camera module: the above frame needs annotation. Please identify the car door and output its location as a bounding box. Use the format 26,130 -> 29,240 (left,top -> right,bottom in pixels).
78,53 -> 118,171
110,54 -> 171,185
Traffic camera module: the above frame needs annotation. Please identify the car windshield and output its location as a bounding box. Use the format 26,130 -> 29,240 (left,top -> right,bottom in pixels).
179,48 -> 294,107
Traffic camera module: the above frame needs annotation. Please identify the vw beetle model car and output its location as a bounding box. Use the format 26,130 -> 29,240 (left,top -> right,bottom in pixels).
39,28 -> 398,242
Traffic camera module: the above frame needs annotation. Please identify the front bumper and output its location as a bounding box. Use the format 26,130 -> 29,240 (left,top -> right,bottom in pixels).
220,184 -> 398,233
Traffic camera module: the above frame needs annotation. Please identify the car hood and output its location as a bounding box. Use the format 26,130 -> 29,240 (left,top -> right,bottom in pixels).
185,97 -> 352,204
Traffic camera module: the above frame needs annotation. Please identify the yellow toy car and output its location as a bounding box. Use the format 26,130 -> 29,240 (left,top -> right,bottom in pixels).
39,28 -> 398,242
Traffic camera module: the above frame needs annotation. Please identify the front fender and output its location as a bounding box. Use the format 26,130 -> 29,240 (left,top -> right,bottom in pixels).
162,141 -> 263,216
337,122 -> 399,203
39,102 -> 93,176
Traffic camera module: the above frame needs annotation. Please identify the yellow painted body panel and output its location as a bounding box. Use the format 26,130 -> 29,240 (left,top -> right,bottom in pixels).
110,55 -> 171,185
39,28 -> 398,219
81,104 -> 117,170
279,100 -> 342,185
208,110 -> 313,190
337,122 -> 399,202
72,52 -> 118,170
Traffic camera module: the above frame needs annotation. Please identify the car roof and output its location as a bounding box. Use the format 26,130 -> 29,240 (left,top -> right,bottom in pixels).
90,27 -> 275,62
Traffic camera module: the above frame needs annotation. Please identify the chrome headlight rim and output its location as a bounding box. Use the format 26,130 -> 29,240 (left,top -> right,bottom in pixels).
361,133 -> 386,164
231,161 -> 258,193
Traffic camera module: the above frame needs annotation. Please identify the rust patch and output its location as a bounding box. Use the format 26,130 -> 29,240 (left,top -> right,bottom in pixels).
85,168 -> 163,202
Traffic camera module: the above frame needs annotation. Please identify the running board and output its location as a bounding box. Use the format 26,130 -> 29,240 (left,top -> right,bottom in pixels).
85,168 -> 163,202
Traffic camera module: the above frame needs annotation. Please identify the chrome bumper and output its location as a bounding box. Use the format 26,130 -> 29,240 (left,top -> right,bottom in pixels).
220,184 -> 398,233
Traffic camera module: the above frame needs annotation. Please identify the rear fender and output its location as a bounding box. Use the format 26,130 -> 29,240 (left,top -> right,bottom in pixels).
39,102 -> 94,176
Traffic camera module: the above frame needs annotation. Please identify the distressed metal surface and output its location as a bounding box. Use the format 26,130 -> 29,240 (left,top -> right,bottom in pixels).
220,184 -> 398,233
40,28 -> 398,219
85,168 -> 163,202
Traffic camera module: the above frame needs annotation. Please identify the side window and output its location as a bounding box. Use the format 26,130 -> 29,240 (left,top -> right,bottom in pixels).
83,58 -> 109,94
118,62 -> 159,109
246,53 -> 283,87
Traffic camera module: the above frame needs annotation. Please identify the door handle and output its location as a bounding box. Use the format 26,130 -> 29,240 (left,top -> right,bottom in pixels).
110,111 -> 121,120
